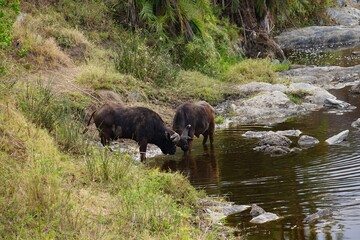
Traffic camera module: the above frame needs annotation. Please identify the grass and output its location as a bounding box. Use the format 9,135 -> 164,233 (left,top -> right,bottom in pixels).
173,70 -> 230,105
0,78 -> 231,239
223,58 -> 279,84
285,90 -> 310,105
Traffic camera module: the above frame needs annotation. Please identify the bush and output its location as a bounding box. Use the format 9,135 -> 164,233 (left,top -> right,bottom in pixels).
0,0 -> 20,49
114,33 -> 179,86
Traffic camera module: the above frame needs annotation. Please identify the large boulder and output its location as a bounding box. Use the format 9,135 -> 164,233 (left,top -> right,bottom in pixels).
275,26 -> 360,52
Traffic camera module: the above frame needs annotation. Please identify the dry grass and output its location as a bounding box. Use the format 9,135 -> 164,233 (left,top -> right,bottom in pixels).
13,14 -> 73,69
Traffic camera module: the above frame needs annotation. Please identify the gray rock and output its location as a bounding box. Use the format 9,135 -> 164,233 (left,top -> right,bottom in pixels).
250,204 -> 266,217
325,130 -> 349,144
253,145 -> 292,155
351,118 -> 360,128
304,208 -> 334,223
327,6 -> 360,26
198,199 -> 250,224
298,135 -> 320,148
242,130 -> 302,138
275,26 -> 360,52
350,83 -> 360,93
324,98 -> 351,109
280,65 -> 360,89
250,212 -> 281,224
257,134 -> 292,147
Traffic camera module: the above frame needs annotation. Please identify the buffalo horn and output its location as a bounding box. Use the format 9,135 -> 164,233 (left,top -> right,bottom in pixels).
170,132 -> 181,143
181,124 -> 191,140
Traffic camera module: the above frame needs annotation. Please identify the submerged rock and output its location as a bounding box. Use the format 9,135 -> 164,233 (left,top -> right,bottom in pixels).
304,208 -> 334,223
325,130 -> 349,144
351,118 -> 360,128
253,145 -> 302,155
257,134 -> 292,147
242,130 -> 302,138
298,135 -> 320,148
250,212 -> 281,224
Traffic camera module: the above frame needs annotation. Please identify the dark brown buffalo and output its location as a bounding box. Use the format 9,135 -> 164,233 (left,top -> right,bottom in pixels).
85,103 -> 185,161
172,101 -> 215,152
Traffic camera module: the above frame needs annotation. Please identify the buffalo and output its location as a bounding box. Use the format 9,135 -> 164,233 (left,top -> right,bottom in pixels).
85,103 -> 187,161
172,101 -> 215,152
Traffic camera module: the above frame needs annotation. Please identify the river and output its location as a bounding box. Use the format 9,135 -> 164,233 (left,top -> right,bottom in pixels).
153,86 -> 360,240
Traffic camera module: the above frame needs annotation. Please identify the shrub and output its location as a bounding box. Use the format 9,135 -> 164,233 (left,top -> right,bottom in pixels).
114,33 -> 178,86
0,0 -> 20,49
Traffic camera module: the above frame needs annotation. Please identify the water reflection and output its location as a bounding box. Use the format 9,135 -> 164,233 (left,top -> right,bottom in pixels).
161,145 -> 219,187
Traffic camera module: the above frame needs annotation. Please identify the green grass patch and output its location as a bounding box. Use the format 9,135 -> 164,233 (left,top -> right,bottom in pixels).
285,90 -> 310,105
223,58 -> 279,84
174,70 -> 227,105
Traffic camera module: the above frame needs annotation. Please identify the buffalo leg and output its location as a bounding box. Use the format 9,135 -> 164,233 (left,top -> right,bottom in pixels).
139,141 -> 147,162
202,131 -> 209,145
209,122 -> 215,145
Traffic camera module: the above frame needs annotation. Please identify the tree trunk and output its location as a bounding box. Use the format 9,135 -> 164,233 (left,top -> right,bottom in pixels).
219,0 -> 286,61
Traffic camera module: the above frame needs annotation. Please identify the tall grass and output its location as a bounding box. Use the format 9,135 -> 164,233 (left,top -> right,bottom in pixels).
114,33 -> 179,86
17,80 -> 87,153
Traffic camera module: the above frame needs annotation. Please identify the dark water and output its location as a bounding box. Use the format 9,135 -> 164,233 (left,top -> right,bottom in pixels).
153,87 -> 360,239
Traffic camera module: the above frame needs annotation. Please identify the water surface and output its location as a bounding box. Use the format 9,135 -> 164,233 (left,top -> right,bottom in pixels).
153,87 -> 360,240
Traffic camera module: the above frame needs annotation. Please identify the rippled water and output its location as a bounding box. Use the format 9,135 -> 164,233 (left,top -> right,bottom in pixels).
153,87 -> 360,239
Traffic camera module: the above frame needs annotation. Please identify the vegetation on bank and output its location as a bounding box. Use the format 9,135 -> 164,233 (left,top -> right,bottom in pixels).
0,0 -> 334,238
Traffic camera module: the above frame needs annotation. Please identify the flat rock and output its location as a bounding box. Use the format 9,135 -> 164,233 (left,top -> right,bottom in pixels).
250,212 -> 281,224
275,26 -> 360,52
325,130 -> 349,144
304,208 -> 334,223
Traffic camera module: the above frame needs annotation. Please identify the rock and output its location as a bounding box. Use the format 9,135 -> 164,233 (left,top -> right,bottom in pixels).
257,134 -> 292,147
350,83 -> 360,93
351,118 -> 360,128
250,212 -> 281,224
280,65 -> 360,89
325,130 -> 349,144
324,98 -> 351,109
275,130 -> 302,137
327,6 -> 360,26
275,26 -> 360,52
242,130 -> 302,138
198,199 -> 251,224
253,145 -> 292,155
298,135 -> 320,148
250,204 -> 266,217
304,208 -> 334,223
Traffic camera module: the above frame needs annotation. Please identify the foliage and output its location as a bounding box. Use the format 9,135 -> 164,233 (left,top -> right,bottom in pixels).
215,115 -> 224,124
268,0 -> 335,29
0,0 -> 20,49
114,32 -> 179,86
